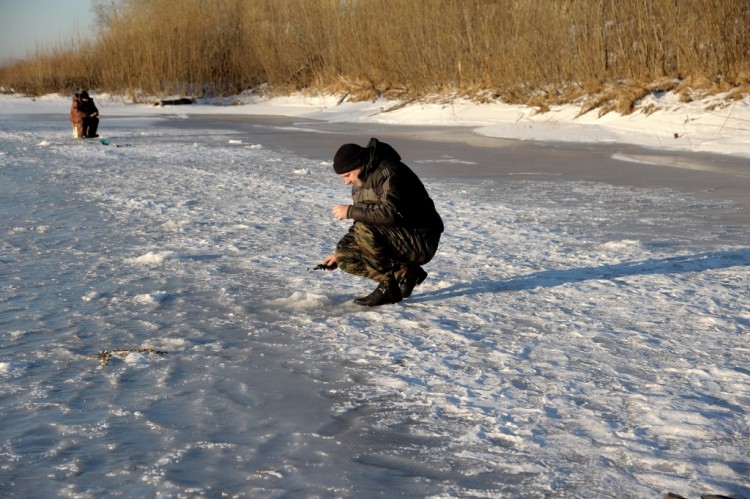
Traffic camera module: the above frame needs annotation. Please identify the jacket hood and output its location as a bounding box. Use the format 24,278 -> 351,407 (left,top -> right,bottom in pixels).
361,138 -> 401,179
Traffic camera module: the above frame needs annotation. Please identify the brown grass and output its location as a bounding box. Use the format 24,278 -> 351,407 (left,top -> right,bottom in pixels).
1,0 -> 748,112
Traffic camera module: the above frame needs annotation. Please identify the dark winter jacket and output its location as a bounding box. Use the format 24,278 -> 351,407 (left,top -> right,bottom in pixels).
347,138 -> 443,233
70,95 -> 98,125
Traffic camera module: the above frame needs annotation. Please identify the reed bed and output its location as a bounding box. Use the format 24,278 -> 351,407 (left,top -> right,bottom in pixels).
1,0 -> 748,111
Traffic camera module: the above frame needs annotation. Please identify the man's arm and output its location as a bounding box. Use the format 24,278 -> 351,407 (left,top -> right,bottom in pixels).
346,171 -> 402,226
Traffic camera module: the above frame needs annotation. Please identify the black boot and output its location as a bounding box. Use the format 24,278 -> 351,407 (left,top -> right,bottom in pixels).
399,266 -> 428,298
354,276 -> 402,306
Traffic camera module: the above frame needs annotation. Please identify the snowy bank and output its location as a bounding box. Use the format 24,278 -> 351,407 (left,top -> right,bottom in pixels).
2,91 -> 748,159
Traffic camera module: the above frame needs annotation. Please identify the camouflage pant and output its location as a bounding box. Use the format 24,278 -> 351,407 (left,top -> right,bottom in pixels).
336,222 -> 441,283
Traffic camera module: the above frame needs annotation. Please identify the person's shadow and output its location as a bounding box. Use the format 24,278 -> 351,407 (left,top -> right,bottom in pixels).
414,249 -> 750,302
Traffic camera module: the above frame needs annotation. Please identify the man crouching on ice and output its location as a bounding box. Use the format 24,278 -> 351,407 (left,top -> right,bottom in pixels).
320,138 -> 444,306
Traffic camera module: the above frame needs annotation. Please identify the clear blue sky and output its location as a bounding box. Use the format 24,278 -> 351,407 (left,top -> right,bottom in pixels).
0,0 -> 97,63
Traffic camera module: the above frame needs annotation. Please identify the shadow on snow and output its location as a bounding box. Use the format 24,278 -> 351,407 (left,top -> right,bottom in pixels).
416,249 -> 750,302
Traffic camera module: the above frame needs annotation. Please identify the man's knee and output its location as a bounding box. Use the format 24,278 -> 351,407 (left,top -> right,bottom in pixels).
352,222 -> 391,258
336,251 -> 369,278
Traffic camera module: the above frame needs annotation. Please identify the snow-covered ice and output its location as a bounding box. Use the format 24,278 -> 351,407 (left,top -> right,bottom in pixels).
1,94 -> 749,497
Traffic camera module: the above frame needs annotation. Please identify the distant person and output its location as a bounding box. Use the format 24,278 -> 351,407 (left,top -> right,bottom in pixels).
320,138 -> 443,306
70,90 -> 99,138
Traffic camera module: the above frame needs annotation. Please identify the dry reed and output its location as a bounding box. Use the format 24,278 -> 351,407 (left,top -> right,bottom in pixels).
1,0 -> 748,112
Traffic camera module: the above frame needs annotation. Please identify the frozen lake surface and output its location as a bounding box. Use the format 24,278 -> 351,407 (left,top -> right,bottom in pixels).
1,114 -> 749,498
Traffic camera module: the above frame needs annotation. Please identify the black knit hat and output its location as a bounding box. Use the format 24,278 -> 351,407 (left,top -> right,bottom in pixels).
333,143 -> 367,174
